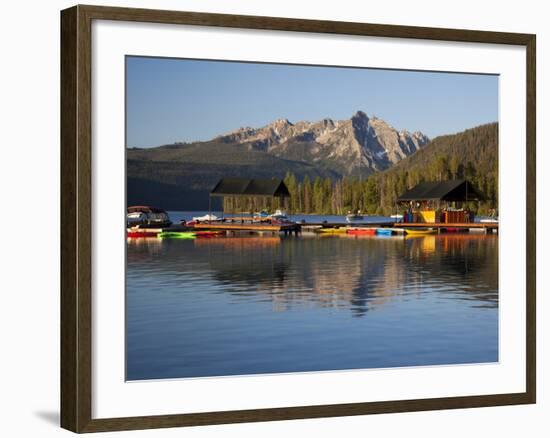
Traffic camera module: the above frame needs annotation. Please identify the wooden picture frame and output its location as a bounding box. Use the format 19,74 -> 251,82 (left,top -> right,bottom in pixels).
61,4 -> 536,433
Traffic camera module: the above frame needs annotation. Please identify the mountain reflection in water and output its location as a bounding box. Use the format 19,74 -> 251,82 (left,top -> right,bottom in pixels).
126,234 -> 498,380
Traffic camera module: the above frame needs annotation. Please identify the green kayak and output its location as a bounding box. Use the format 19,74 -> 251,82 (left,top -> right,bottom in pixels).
158,231 -> 196,239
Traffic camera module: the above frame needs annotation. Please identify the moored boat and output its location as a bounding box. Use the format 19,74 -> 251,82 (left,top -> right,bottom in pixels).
127,230 -> 159,238
194,230 -> 225,238
347,227 -> 376,235
345,211 -> 364,222
253,210 -> 270,221
479,218 -> 498,223
317,227 -> 348,234
404,228 -> 437,235
376,228 -> 394,236
270,209 -> 288,220
192,214 -> 219,222
158,231 -> 196,239
127,206 -> 172,228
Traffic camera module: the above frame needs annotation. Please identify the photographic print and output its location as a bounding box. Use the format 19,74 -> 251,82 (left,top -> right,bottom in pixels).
125,56 -> 499,381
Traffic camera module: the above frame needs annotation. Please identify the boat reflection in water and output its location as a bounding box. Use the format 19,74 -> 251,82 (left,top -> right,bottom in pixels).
126,233 -> 498,380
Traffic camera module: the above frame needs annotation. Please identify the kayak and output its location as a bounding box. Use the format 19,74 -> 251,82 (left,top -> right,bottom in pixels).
347,228 -> 376,235
158,231 -> 196,239
195,230 -> 225,237
317,227 -> 348,234
376,228 -> 394,236
127,230 -> 159,238
404,228 -> 437,235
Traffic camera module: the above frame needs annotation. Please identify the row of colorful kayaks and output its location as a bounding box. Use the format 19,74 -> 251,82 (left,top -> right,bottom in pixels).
316,227 -> 394,236
317,227 -> 437,236
127,230 -> 224,239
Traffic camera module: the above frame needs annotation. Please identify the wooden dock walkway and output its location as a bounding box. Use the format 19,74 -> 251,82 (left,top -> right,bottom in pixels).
193,221 -> 497,234
301,222 -> 394,227
193,222 -> 301,234
393,222 -> 498,233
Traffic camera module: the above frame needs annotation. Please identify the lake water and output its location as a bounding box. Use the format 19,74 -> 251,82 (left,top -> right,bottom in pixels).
126,225 -> 499,380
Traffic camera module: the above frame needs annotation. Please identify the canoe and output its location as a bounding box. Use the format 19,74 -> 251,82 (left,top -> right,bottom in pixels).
404,228 -> 437,235
376,228 -> 394,236
347,228 -> 376,235
158,231 -> 196,239
127,230 -> 159,238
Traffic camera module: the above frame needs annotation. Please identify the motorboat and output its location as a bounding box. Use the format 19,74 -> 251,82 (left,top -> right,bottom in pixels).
127,206 -> 172,228
254,210 -> 270,218
345,210 -> 364,222
192,213 -> 219,222
270,209 -> 288,220
479,218 -> 498,223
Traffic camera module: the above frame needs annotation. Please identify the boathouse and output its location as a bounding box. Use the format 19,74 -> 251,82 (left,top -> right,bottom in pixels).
397,179 -> 485,224
209,177 -> 291,216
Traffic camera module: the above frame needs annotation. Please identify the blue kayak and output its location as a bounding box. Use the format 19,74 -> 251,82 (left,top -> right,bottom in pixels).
376,228 -> 394,236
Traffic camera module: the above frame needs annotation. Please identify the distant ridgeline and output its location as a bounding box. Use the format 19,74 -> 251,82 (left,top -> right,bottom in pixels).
127,115 -> 497,215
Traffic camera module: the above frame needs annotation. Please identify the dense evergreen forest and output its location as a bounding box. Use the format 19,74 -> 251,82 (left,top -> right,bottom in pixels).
223,123 -> 498,216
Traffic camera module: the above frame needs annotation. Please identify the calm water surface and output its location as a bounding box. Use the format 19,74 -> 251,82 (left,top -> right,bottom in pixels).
126,231 -> 498,380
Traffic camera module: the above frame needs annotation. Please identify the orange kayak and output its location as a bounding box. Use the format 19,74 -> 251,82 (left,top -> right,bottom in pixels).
347,228 -> 376,235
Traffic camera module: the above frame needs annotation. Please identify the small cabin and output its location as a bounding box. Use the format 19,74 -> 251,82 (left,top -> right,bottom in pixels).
397,180 -> 484,224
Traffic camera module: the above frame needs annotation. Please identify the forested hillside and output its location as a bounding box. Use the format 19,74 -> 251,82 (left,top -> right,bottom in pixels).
266,123 -> 498,216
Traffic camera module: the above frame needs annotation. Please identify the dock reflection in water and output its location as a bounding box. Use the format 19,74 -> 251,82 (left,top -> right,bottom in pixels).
126,234 -> 498,380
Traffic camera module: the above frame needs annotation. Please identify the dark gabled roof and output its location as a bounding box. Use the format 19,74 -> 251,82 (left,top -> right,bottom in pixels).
397,179 -> 484,202
127,205 -> 167,213
210,178 -> 291,197
210,178 -> 251,196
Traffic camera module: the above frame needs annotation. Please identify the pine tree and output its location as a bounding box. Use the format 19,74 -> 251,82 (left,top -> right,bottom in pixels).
303,175 -> 312,214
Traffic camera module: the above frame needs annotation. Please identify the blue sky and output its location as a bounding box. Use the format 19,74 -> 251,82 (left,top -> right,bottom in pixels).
126,56 -> 498,148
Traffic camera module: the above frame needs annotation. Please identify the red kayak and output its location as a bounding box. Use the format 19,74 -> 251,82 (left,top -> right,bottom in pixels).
347,228 -> 376,235
127,230 -> 158,238
195,230 -> 225,238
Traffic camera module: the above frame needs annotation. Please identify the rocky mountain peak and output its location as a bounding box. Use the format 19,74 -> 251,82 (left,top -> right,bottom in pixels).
352,110 -> 369,122
270,118 -> 292,128
412,131 -> 429,141
214,111 -> 429,175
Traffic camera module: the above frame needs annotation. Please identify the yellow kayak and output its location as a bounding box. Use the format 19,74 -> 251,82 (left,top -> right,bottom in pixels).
317,227 -> 348,234
404,228 -> 437,235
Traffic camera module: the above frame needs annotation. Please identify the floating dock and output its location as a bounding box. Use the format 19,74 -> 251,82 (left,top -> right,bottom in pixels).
302,222 -> 394,227
393,222 -> 498,233
193,222 -> 301,234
